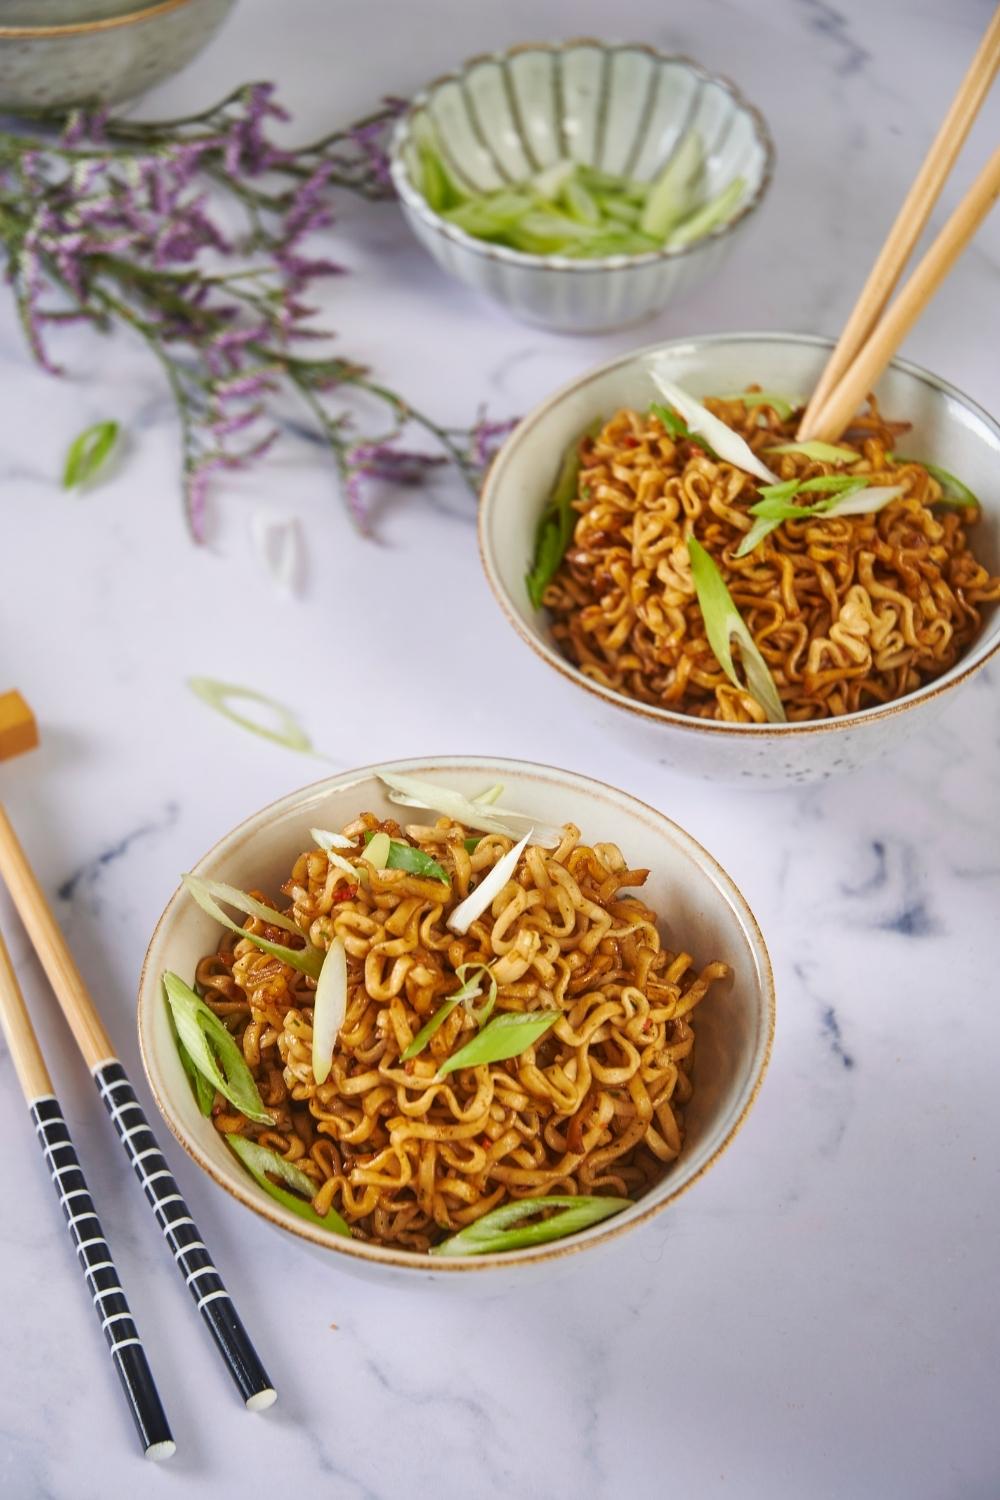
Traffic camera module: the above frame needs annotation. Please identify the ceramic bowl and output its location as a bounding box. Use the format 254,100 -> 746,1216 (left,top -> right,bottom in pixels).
138,756 -> 774,1283
388,41 -> 773,334
479,332 -> 1000,784
0,0 -> 235,111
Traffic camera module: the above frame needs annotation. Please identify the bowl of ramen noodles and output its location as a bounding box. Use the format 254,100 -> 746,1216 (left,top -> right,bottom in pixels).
138,758 -> 774,1279
479,333 -> 1000,782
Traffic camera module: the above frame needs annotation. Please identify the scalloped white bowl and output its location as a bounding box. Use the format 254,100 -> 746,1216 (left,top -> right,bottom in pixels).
138,757 -> 774,1283
479,333 -> 1000,783
389,41 -> 774,333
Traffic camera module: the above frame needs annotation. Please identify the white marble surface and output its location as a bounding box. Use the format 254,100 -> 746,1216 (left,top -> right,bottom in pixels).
1,1 -> 999,1496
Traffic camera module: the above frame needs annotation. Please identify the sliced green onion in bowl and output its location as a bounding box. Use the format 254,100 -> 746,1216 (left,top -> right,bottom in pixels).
400,963 -> 497,1062
168,1007 -> 215,1116
639,129 -> 704,238
713,391 -> 800,421
430,1194 -> 631,1256
311,935 -> 347,1086
378,772 -> 562,847
446,830 -> 530,935
182,874 -> 324,979
226,1135 -> 351,1236
310,827 -> 354,851
163,972 -> 272,1124
687,536 -> 786,722
666,176 -> 746,248
363,832 -> 449,883
525,420 -> 598,610
435,1008 -> 558,1079
363,831 -> 391,870
764,440 -> 859,463
889,454 -> 979,509
649,370 -> 778,485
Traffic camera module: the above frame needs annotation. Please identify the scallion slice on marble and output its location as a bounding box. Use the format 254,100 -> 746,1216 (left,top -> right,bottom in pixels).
188,677 -> 315,754
62,420 -> 120,490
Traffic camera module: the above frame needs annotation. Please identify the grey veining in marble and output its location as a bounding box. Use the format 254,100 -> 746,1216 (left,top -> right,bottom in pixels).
0,2 -> 999,1498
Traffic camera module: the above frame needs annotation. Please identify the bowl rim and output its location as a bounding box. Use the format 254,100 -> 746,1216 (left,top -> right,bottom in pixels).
138,754 -> 775,1274
0,0 -> 202,37
478,329 -> 1000,738
388,38 -> 775,274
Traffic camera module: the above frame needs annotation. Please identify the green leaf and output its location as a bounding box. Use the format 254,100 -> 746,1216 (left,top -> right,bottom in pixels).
525,421 -> 598,609
430,1194 -> 631,1256
764,440 -> 859,462
62,420 -> 120,490
226,1134 -> 351,1236
666,177 -> 745,247
714,392 -> 800,421
163,971 -> 272,1124
687,536 -> 786,722
436,1009 -> 558,1078
188,678 -> 314,754
363,832 -> 449,883
182,874 -> 324,979
890,454 -> 979,509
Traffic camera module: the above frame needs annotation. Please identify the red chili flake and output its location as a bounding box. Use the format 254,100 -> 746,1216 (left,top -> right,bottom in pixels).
621,434 -> 639,448
642,1019 -> 652,1034
332,885 -> 358,904
404,1059 -> 415,1075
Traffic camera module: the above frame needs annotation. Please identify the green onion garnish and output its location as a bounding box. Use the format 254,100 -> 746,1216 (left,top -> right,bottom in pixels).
713,391 -> 800,421
163,972 -> 272,1124
401,963 -> 497,1062
188,677 -> 315,754
430,1194 -> 631,1256
889,454 -> 979,509
226,1135 -> 351,1236
363,832 -> 449,883
435,1009 -> 558,1079
169,1011 -> 215,1116
639,130 -> 704,238
764,440 -> 859,462
62,419 -> 120,490
525,419 -> 599,610
687,536 -> 786,722
182,874 -> 324,979
665,177 -> 746,248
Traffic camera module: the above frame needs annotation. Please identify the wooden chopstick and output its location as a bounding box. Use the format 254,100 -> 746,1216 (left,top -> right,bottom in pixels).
799,147 -> 1000,443
0,925 -> 175,1460
799,4 -> 1000,436
0,805 -> 277,1413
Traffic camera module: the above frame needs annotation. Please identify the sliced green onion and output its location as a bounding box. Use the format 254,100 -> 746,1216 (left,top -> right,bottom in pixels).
446,830 -> 530,936
532,159 -> 575,200
824,483 -> 903,517
188,678 -> 314,754
650,371 -> 778,485
400,963 -> 496,1062
436,1009 -> 558,1079
184,876 -> 302,937
310,827 -> 353,850
687,536 -> 786,722
714,391 -> 800,422
525,419 -> 599,610
890,454 -> 979,509
226,1134 -> 351,1236
183,874 -> 324,979
163,972 -> 272,1124
639,130 -> 704,238
363,831 -> 391,870
562,177 -> 601,226
311,935 -> 347,1087
363,832 -> 449,883
430,1194 -> 631,1256
736,477 -> 893,558
765,440 -> 859,463
472,784 -> 504,806
63,419 -> 120,490
734,515 -> 785,559
464,837 -> 482,853
170,1011 -> 215,1116
666,177 -> 745,247
378,772 -> 561,848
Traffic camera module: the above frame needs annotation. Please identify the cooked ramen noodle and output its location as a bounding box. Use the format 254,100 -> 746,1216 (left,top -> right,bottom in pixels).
187,811 -> 728,1252
541,394 -> 1000,722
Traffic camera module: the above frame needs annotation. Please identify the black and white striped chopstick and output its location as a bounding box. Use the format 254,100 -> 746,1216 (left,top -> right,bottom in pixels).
29,1095 -> 176,1460
93,1060 -> 276,1411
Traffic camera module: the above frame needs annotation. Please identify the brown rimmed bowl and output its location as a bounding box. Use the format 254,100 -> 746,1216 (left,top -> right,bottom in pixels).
478,332 -> 1000,784
137,756 -> 774,1282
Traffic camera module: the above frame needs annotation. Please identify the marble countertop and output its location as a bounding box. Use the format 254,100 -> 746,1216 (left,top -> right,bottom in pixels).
2,1 -> 999,1496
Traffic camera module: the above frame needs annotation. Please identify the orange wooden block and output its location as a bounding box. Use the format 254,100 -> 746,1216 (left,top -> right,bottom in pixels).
0,691 -> 39,761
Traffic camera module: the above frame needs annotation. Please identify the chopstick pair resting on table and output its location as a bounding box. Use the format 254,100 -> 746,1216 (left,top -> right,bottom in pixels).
0,805 -> 276,1460
798,4 -> 1000,442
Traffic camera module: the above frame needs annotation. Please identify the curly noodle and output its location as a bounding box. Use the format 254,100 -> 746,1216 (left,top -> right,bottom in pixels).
195,814 -> 728,1251
543,394 -> 1000,722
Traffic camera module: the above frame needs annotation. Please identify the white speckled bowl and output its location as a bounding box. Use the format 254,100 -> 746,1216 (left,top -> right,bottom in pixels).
0,0 -> 235,111
389,41 -> 774,334
479,333 -> 1000,784
138,757 -> 774,1284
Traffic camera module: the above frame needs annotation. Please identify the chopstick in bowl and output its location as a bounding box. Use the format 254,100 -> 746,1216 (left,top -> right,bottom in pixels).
799,4 -> 1000,435
0,925 -> 174,1460
0,805 -> 277,1413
